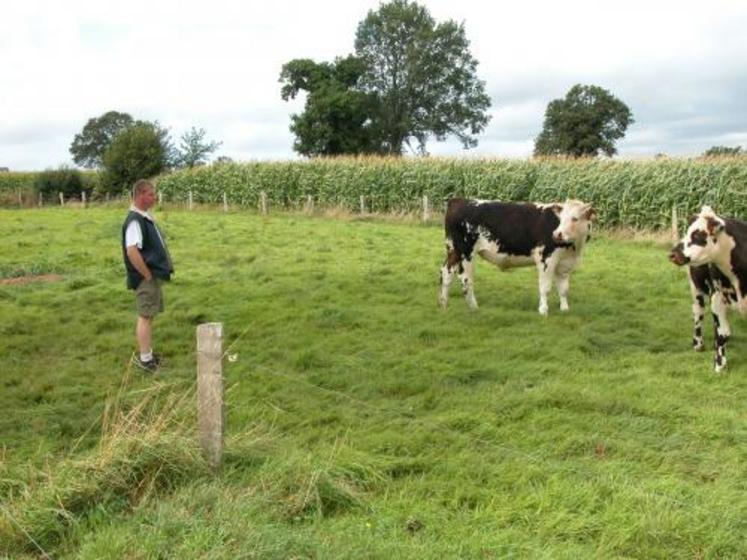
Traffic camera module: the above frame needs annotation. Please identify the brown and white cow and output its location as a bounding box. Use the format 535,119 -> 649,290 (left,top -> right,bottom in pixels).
439,198 -> 596,315
669,205 -> 747,373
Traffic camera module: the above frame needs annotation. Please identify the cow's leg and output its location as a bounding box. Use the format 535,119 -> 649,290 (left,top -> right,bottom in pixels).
537,263 -> 554,316
691,292 -> 707,352
688,266 -> 710,352
458,257 -> 478,309
555,270 -> 571,312
439,243 -> 460,309
439,264 -> 453,309
711,293 -> 731,373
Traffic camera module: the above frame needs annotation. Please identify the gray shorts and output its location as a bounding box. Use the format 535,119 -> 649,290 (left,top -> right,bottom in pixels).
135,278 -> 164,318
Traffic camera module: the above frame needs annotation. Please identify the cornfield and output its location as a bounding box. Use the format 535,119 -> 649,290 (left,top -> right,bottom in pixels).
3,157 -> 746,228
155,157 -> 747,229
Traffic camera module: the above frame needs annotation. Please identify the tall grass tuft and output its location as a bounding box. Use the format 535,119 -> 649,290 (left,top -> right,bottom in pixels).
0,375 -> 210,555
268,445 -> 387,521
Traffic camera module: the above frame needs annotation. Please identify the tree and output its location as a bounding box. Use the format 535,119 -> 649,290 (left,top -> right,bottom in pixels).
69,111 -> 135,168
354,0 -> 491,155
280,56 -> 379,156
703,145 -> 742,157
100,122 -> 171,194
177,127 -> 223,168
534,84 -> 634,157
279,0 -> 491,156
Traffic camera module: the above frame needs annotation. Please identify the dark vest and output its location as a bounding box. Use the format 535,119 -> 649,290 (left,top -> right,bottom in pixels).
122,211 -> 174,289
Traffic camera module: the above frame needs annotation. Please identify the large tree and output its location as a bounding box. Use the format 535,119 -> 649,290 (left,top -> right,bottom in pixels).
280,0 -> 491,156
354,0 -> 491,155
100,122 -> 171,194
280,56 -> 378,156
534,84 -> 634,157
177,127 -> 223,168
69,111 -> 135,168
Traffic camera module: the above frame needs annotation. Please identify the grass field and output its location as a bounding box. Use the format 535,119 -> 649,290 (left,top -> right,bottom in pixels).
2,207 -> 747,559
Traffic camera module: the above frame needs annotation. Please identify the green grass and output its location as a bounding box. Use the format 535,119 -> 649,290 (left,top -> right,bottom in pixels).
2,207 -> 747,559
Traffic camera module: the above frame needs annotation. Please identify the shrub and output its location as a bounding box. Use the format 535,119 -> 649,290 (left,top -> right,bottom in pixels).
33,166 -> 90,200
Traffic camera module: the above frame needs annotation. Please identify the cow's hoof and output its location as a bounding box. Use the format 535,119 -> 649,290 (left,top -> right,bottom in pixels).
560,304 -> 569,312
538,306 -> 549,317
693,343 -> 705,352
714,362 -> 727,374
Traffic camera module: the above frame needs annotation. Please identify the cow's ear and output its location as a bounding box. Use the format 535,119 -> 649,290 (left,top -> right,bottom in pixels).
551,204 -> 563,215
584,206 -> 597,221
687,214 -> 698,226
706,217 -> 724,237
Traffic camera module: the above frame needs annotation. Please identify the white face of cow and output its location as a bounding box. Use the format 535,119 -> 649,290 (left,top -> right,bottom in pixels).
670,206 -> 727,266
552,200 -> 596,246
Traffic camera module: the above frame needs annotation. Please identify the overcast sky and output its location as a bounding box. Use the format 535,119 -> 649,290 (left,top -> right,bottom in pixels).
3,0 -> 747,170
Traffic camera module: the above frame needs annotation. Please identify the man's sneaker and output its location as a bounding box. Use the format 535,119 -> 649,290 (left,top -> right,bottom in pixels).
132,355 -> 160,374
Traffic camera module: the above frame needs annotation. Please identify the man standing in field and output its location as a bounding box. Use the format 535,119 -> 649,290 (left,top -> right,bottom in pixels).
122,179 -> 174,373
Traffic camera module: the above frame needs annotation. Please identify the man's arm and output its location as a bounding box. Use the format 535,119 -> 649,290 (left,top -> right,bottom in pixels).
126,245 -> 153,281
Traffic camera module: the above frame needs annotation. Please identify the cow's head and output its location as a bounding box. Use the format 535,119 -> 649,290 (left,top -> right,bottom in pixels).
669,205 -> 726,266
552,200 -> 596,247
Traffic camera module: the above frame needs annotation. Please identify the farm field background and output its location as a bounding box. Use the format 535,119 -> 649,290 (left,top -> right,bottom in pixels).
2,207 -> 747,558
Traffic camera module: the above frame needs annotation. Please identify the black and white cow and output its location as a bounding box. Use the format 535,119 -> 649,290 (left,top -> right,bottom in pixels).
669,205 -> 747,373
439,198 -> 596,315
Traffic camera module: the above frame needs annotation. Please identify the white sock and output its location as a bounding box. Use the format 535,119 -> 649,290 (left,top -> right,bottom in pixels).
141,350 -> 153,362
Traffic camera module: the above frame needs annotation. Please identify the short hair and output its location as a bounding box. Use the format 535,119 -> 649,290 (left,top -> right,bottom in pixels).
132,179 -> 154,198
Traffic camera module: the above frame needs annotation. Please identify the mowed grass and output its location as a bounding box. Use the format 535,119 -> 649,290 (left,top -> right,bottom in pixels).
2,207 -> 747,559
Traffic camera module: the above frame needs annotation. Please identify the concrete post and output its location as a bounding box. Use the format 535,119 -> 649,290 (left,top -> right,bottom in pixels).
197,322 -> 224,471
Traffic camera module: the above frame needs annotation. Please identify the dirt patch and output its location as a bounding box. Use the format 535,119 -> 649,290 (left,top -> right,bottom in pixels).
0,274 -> 64,286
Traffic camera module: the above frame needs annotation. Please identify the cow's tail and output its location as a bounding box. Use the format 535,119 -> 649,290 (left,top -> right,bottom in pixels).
443,198 -> 469,262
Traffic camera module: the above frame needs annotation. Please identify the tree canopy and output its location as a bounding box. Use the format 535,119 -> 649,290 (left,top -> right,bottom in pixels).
69,111 -> 135,168
280,57 -> 378,156
100,122 -> 171,194
280,0 -> 491,156
177,127 -> 223,168
534,84 -> 634,158
354,0 -> 491,155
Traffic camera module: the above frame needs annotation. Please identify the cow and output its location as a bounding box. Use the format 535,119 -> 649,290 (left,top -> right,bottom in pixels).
439,198 -> 596,315
669,205 -> 747,373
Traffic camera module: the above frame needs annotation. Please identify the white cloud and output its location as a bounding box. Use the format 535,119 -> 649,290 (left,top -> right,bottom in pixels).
2,0 -> 747,169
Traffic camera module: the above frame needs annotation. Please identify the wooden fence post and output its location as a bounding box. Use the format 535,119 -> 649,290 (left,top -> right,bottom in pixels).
422,195 -> 430,223
671,206 -> 679,243
260,191 -> 268,215
38,192 -> 43,207
306,195 -> 314,214
188,191 -> 193,211
81,191 -> 87,208
17,190 -> 22,207
197,322 -> 224,471
158,191 -> 163,206
59,192 -> 64,206
360,195 -> 366,214
223,192 -> 228,212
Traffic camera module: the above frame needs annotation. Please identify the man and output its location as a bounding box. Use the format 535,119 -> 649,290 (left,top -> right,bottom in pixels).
122,179 -> 174,373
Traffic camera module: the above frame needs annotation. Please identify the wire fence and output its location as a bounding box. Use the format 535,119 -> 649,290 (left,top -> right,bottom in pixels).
3,316 -> 734,557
